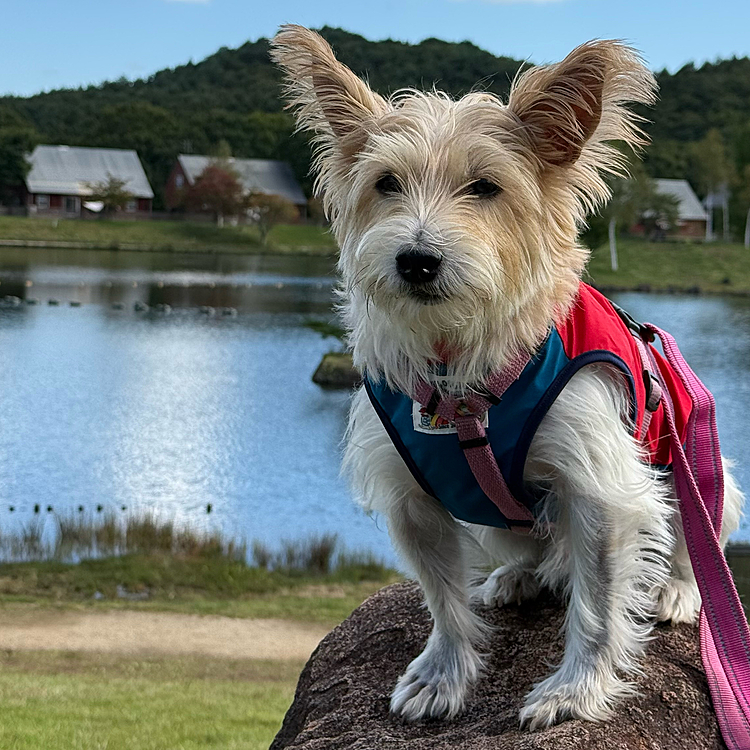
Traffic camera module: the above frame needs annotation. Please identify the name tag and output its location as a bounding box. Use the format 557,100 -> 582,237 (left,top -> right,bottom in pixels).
412,400 -> 489,435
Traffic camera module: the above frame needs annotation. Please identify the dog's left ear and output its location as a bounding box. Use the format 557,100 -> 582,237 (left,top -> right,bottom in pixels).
508,41 -> 656,168
270,25 -> 388,161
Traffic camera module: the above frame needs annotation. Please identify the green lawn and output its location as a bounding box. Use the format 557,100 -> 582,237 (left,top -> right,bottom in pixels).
0,552 -> 400,626
0,216 -> 336,255
588,238 -> 750,294
0,651 -> 301,750
0,549 -> 398,749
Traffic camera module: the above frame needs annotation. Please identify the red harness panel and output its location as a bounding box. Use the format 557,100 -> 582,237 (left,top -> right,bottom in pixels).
555,283 -> 692,465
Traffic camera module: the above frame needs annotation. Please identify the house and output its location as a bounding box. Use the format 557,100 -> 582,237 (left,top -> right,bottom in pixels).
653,179 -> 708,239
165,155 -> 307,213
24,145 -> 154,216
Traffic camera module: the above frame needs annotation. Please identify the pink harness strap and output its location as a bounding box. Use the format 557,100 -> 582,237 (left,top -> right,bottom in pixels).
644,324 -> 750,749
413,351 -> 534,527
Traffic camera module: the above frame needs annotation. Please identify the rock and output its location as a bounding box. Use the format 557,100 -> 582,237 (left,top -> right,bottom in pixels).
312,352 -> 360,389
271,582 -> 723,750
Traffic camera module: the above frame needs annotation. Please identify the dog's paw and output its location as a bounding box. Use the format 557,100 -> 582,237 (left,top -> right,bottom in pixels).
519,669 -> 634,730
390,636 -> 482,721
656,577 -> 700,624
470,565 -> 539,608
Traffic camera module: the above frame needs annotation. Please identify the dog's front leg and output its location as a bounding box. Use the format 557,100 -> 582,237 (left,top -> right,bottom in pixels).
343,389 -> 487,721
519,367 -> 674,730
386,491 -> 487,720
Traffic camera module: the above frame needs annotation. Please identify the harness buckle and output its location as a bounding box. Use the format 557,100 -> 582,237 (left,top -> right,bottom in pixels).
643,369 -> 663,412
611,300 -> 655,342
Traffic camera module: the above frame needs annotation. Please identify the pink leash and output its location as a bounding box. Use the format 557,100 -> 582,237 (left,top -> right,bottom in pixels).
644,324 -> 750,749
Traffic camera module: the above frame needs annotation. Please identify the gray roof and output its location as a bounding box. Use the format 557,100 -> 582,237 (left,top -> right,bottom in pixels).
26,145 -> 154,199
654,179 -> 707,222
178,155 -> 307,206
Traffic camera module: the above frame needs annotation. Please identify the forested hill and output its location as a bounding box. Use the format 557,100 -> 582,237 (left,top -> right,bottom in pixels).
1,28 -> 522,128
2,27 -> 750,208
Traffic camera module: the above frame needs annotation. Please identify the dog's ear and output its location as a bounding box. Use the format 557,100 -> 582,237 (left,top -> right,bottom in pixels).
508,41 -> 656,168
270,25 -> 387,160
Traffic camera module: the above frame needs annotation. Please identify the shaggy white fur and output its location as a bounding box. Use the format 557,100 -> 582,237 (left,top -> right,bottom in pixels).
270,26 -> 745,729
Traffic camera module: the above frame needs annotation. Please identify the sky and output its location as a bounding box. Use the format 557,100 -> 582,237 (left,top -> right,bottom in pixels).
1,0 -> 749,97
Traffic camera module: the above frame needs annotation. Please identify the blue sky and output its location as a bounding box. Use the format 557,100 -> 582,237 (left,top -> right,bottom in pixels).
2,0 -> 749,97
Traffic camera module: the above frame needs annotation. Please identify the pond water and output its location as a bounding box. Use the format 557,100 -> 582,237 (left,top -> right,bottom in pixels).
0,246 -> 748,566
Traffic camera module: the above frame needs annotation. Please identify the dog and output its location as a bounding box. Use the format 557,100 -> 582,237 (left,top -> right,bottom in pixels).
271,26 -> 744,730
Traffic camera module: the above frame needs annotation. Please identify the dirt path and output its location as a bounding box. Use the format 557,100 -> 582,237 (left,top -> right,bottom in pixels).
0,609 -> 329,661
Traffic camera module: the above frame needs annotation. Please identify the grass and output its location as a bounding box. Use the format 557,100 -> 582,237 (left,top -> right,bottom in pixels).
0,516 -> 400,625
0,651 -> 300,750
588,237 -> 750,294
0,520 -> 398,748
0,216 -> 337,255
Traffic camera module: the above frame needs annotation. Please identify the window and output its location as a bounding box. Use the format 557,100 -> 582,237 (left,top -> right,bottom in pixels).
126,200 -> 137,213
36,194 -> 49,209
175,174 -> 184,189
65,196 -> 79,213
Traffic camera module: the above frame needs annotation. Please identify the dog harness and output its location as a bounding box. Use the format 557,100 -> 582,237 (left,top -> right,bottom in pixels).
365,282 -> 750,747
365,283 -> 691,530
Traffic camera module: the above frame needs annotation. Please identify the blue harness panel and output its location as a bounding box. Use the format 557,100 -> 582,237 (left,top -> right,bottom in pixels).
365,330 -> 636,529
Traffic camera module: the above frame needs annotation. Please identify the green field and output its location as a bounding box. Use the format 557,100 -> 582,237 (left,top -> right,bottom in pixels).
0,216 -> 337,255
0,545 -> 399,750
0,651 -> 301,750
588,238 -> 750,294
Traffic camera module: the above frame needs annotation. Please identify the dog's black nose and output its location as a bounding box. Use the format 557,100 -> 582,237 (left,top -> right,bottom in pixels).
396,250 -> 442,284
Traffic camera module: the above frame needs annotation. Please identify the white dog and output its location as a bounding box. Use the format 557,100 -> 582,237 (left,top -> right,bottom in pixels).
271,26 -> 743,730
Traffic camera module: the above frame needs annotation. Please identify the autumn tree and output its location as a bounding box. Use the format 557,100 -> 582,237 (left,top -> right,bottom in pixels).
184,164 -> 247,226
87,174 -> 135,216
247,193 -> 298,245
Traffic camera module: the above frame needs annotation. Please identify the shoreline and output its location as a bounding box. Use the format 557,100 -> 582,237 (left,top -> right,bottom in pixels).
0,238 -> 337,258
592,282 -> 750,298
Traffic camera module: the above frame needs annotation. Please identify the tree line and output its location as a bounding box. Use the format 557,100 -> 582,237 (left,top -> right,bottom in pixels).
1,27 -> 749,235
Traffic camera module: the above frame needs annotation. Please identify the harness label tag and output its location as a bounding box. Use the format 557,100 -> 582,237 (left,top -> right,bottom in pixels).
412,400 -> 489,435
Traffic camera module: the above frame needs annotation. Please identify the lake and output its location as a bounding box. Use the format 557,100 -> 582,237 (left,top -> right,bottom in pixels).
0,246 -> 748,566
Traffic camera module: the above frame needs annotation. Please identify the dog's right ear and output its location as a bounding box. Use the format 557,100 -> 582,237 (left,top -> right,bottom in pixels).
270,25 -> 387,161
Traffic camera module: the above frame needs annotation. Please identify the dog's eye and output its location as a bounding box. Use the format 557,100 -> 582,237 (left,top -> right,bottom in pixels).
375,174 -> 402,195
468,179 -> 501,198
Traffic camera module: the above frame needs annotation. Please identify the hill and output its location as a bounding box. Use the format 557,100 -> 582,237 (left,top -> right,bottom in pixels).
1,28 -> 749,211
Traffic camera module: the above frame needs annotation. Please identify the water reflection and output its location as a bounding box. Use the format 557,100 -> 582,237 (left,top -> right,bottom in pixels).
0,246 -> 337,315
0,247 -> 748,567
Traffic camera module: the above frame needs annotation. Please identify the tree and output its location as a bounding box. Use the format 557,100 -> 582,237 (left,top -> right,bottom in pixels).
86,174 -> 134,216
307,196 -> 327,227
0,107 -> 38,205
90,102 -> 183,211
738,165 -> 750,249
184,164 -> 247,226
0,128 -> 37,205
247,193 -> 298,245
600,160 -> 679,271
689,129 -> 735,240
